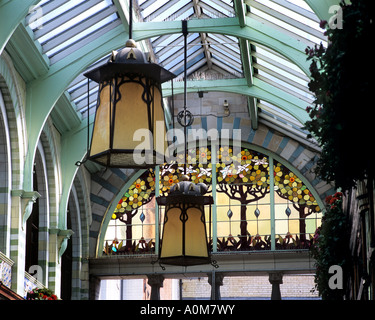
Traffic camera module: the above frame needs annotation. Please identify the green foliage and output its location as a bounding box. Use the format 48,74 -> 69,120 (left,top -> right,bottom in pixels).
304,0 -> 375,190
27,287 -> 58,300
310,192 -> 350,299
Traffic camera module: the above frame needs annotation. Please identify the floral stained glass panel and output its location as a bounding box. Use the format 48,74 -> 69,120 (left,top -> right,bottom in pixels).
104,146 -> 322,255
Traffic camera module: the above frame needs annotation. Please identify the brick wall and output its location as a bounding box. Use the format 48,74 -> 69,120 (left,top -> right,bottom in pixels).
182,275 -> 318,300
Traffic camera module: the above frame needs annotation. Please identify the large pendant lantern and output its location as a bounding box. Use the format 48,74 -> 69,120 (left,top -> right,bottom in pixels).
84,39 -> 175,168
156,179 -> 213,266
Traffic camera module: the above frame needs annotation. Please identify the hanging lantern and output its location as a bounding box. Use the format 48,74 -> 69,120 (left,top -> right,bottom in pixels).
156,179 -> 213,266
155,20 -> 217,268
83,39 -> 175,168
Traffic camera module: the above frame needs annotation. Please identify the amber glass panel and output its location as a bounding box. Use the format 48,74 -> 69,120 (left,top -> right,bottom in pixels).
114,78 -> 151,150
160,207 -> 183,258
153,85 -> 168,161
185,207 -> 208,258
90,83 -> 111,156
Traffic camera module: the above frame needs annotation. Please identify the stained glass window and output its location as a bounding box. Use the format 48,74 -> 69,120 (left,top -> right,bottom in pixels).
216,148 -> 271,251
103,146 -> 322,255
274,162 -> 322,249
104,169 -> 156,254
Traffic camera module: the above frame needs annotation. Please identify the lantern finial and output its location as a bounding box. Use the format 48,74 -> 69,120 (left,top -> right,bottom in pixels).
126,39 -> 137,48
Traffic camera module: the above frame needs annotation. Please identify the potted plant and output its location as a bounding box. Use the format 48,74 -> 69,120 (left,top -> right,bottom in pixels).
27,287 -> 58,300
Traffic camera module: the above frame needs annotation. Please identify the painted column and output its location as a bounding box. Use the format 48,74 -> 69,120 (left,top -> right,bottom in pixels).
269,272 -> 283,300
10,190 -> 39,296
208,272 -> 224,300
89,275 -> 101,300
147,274 -> 164,300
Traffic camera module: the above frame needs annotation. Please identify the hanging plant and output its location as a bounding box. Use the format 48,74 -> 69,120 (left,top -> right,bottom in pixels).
310,192 -> 350,299
27,287 -> 58,300
304,0 -> 375,190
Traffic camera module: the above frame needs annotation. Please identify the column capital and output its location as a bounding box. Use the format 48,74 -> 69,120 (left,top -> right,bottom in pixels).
269,272 -> 283,300
208,272 -> 224,300
208,272 -> 224,286
147,274 -> 165,286
269,272 -> 283,284
147,274 -> 165,300
11,190 -> 41,229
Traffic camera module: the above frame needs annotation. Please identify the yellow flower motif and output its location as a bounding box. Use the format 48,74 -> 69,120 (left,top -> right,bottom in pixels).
250,169 -> 267,186
147,175 -> 155,190
217,146 -> 233,163
130,178 -> 146,194
283,172 -> 301,188
163,174 -> 179,185
197,147 -> 211,162
239,149 -> 252,163
287,187 -> 302,202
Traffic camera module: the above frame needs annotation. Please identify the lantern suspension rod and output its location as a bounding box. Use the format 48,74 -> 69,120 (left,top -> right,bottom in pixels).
183,19 -> 188,175
87,79 -> 90,153
176,20 -> 194,173
74,80 -> 91,167
129,0 -> 133,39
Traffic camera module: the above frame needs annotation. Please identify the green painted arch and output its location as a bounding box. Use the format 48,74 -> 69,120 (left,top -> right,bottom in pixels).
95,169 -> 147,257
0,52 -> 27,190
0,0 -> 40,54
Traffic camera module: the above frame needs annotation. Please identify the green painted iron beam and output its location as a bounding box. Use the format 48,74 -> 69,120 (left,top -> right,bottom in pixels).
5,22 -> 49,82
0,0 -> 40,54
304,0 -> 343,21
248,96 -> 258,130
162,78 -> 308,124
234,0 -> 258,129
234,0 -> 247,28
133,17 -> 310,76
113,0 -> 130,33
23,24 -> 127,191
58,113 -> 94,229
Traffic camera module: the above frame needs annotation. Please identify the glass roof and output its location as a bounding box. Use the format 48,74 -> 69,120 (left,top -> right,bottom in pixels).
24,0 -> 326,143
26,0 -> 121,64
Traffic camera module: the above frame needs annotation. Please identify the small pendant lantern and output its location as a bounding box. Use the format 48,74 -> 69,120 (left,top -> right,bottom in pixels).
156,20 -> 216,268
157,178 -> 213,266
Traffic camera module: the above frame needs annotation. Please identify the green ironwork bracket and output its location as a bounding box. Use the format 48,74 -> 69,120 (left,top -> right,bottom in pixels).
49,228 -> 74,261
11,190 -> 41,230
